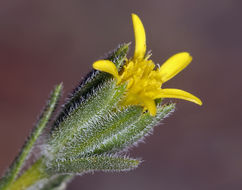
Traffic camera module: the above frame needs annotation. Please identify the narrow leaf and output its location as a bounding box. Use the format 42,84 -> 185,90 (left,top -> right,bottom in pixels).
53,43 -> 129,129
92,103 -> 175,154
27,175 -> 73,190
47,155 -> 140,175
59,106 -> 142,158
47,81 -> 126,161
0,84 -> 63,190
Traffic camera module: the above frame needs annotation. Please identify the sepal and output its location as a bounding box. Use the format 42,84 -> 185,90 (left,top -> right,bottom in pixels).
53,43 -> 129,129
92,103 -> 175,154
46,154 -> 140,175
55,106 -> 143,159
46,81 -> 127,160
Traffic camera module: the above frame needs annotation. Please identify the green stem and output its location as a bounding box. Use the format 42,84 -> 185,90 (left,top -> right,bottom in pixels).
7,159 -> 47,190
0,84 -> 63,190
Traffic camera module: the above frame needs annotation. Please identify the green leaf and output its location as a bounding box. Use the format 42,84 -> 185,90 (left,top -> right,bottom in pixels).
47,155 -> 140,175
105,43 -> 130,69
53,43 -> 129,129
46,81 -> 127,161
92,103 -> 176,154
0,84 -> 63,190
28,175 -> 73,190
58,106 -> 143,159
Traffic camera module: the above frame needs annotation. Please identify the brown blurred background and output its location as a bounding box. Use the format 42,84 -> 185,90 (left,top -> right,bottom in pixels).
0,0 -> 242,189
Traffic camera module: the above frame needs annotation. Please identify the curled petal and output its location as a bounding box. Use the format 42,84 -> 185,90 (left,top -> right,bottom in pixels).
142,97 -> 157,116
159,52 -> 192,83
132,13 -> 146,60
157,88 -> 202,106
93,60 -> 119,79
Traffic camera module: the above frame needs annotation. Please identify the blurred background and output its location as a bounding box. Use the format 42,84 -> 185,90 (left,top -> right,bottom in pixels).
0,0 -> 242,189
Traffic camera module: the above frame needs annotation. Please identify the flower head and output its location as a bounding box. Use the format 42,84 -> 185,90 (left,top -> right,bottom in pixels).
93,14 -> 202,116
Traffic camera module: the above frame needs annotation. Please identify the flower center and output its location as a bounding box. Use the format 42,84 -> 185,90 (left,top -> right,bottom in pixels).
92,13 -> 202,116
118,57 -> 163,108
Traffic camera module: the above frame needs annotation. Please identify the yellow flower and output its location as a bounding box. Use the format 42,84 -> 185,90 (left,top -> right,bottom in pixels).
93,14 -> 202,116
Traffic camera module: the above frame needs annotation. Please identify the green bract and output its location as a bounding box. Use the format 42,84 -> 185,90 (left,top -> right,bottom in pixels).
0,44 -> 175,190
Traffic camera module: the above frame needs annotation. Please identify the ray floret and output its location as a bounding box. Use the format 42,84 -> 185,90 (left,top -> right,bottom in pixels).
93,14 -> 202,116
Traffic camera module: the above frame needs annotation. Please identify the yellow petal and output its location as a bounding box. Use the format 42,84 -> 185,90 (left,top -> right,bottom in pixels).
93,60 -> 119,79
159,52 -> 192,83
142,97 -> 157,116
132,13 -> 146,60
158,88 -> 202,105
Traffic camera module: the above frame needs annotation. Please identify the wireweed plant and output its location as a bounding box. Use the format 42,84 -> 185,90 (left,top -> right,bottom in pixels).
0,14 -> 202,190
